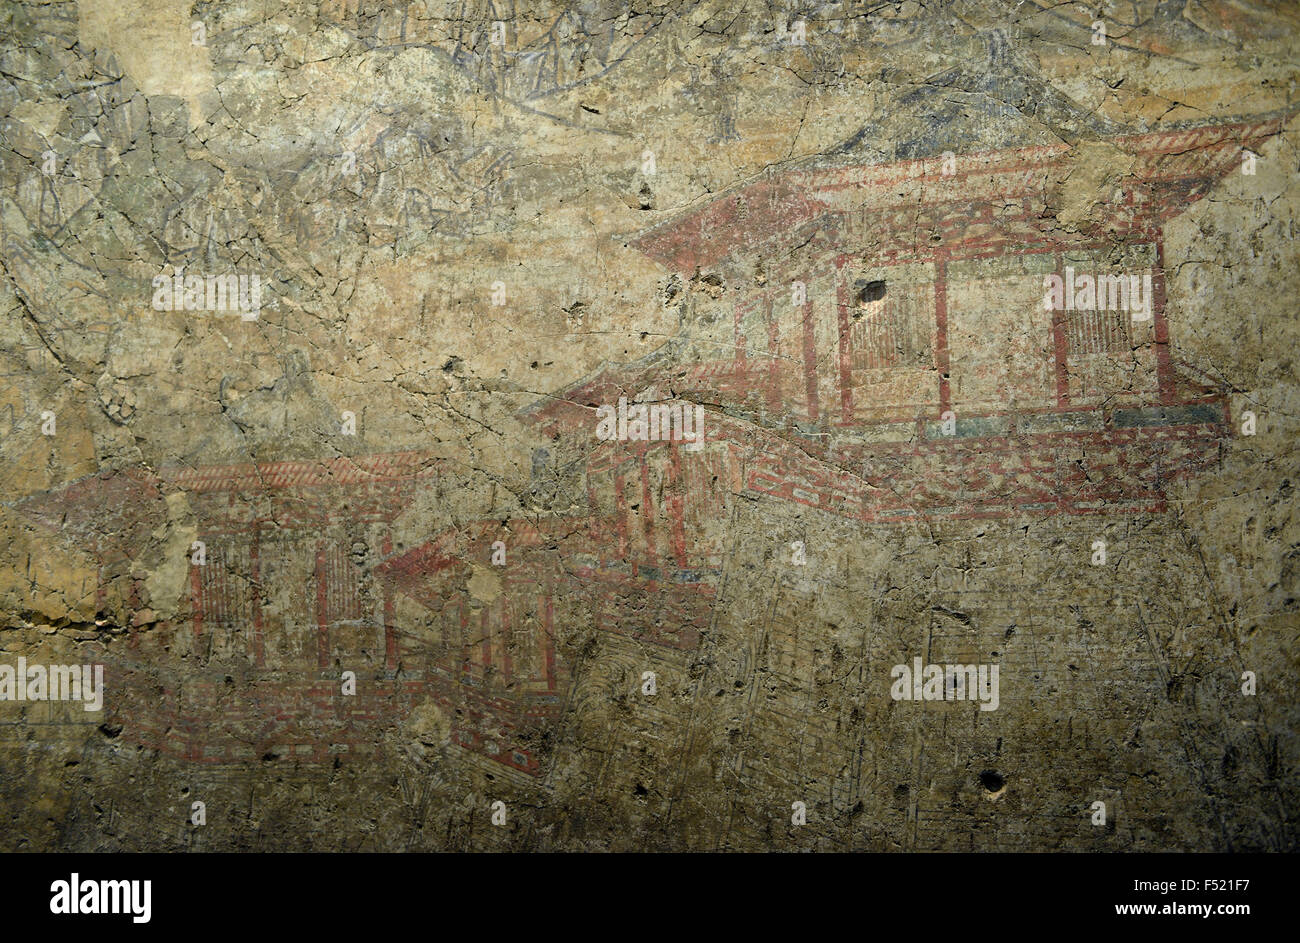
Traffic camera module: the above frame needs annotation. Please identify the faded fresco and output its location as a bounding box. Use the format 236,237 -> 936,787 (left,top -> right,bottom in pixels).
1,0 -> 1297,851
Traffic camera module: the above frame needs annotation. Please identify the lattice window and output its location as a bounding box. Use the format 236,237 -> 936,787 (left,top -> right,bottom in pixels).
849,281 -> 932,370
1065,308 -> 1133,356
196,544 -> 250,626
319,543 -> 364,624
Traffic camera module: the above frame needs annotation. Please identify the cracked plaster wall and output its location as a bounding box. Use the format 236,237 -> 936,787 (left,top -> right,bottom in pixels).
0,0 -> 1297,851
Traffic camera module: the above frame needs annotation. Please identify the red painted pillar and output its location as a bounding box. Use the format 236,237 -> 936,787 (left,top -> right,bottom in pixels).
613,469 -> 630,559
95,563 -> 107,626
499,596 -> 512,686
735,299 -> 747,367
639,451 -> 657,567
802,298 -> 820,422
542,596 -> 556,692
1152,238 -> 1175,405
1051,252 -> 1070,407
460,604 -> 471,679
250,528 -> 265,668
934,256 -> 951,416
585,475 -> 601,545
315,543 -> 329,668
190,562 -> 204,651
837,258 -> 853,424
766,296 -> 781,414
667,446 -> 688,568
382,534 -> 397,672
